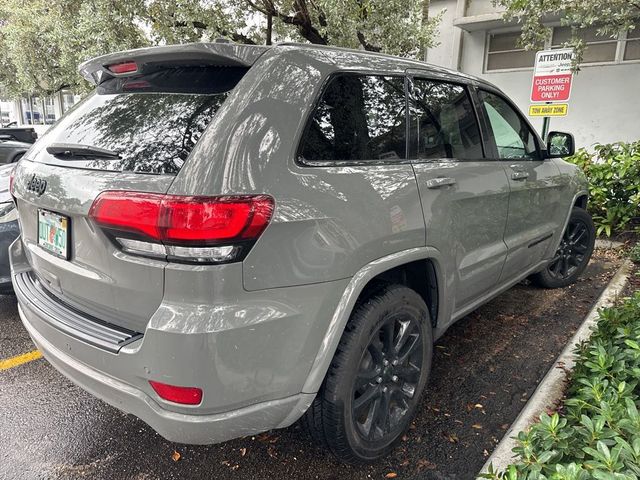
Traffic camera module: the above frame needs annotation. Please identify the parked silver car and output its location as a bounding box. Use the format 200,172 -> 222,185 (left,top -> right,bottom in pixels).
10,42 -> 594,463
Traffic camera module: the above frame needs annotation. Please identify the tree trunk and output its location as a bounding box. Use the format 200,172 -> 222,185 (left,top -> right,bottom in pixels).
266,13 -> 272,45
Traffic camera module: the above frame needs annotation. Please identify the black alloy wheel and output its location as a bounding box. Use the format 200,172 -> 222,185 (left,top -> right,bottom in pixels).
304,284 -> 433,463
530,207 -> 595,289
547,216 -> 590,280
352,313 -> 423,442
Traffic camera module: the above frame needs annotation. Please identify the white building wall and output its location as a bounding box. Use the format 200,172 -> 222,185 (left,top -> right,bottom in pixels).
426,0 -> 459,69
426,0 -> 640,148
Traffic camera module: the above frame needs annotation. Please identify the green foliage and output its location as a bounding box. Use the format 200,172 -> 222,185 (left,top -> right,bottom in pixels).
566,142 -> 640,237
493,0 -> 639,68
0,0 -> 441,97
629,244 -> 640,265
480,292 -> 640,479
0,0 -> 149,97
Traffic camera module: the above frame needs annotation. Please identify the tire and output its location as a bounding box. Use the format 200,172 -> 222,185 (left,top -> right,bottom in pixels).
530,207 -> 595,289
304,284 -> 433,463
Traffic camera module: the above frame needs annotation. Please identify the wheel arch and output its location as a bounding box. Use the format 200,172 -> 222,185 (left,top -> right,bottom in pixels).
10,151 -> 26,163
356,259 -> 439,328
574,194 -> 588,210
302,247 -> 445,394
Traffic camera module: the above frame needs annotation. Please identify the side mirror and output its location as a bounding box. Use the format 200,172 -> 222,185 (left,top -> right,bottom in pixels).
546,131 -> 575,158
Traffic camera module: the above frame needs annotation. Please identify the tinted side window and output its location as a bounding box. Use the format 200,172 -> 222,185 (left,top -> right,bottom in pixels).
478,90 -> 539,160
300,75 -> 406,162
408,79 -> 483,160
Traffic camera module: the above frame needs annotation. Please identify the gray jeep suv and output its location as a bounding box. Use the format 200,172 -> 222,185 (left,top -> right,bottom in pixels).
10,42 -> 594,463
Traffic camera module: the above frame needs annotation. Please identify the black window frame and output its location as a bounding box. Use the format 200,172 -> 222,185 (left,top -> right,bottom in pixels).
406,75 -> 488,162
474,87 -> 544,161
296,71 -> 412,167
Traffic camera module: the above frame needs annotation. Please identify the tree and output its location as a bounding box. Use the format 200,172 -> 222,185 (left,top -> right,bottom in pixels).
494,0 -> 639,67
0,0 -> 441,98
0,0 -> 149,97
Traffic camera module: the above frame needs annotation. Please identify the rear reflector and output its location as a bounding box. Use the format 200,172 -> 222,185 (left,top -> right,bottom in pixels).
89,192 -> 274,263
149,381 -> 203,405
107,61 -> 138,75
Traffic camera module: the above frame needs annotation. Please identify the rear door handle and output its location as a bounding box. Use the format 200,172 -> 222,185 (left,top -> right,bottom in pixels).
511,171 -> 530,181
426,177 -> 457,189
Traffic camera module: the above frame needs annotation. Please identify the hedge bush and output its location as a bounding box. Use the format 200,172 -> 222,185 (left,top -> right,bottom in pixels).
566,142 -> 640,237
481,290 -> 640,480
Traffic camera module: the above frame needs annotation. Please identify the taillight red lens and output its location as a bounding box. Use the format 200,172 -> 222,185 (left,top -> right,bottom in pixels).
89,192 -> 163,239
149,380 -> 202,405
107,61 -> 138,74
161,196 -> 272,242
89,191 -> 274,260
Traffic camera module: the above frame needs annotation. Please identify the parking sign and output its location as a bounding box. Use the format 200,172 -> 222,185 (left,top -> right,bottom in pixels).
531,48 -> 575,103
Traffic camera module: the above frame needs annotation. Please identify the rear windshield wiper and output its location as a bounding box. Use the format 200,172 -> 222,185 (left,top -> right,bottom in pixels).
46,143 -> 121,159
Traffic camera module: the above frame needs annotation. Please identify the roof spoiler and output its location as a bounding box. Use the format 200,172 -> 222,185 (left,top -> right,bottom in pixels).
79,42 -> 269,85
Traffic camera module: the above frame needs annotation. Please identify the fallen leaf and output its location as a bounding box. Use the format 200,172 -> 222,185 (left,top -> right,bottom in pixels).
171,451 -> 181,462
416,459 -> 436,471
385,473 -> 398,478
445,432 -> 458,443
239,447 -> 247,457
399,459 -> 410,467
472,424 -> 483,430
401,434 -> 409,442
256,433 -> 279,444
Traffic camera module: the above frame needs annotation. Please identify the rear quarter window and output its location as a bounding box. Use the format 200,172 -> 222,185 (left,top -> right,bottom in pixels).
299,74 -> 407,163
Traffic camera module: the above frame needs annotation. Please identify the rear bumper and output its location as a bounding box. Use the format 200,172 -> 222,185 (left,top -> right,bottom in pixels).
10,237 -> 348,444
20,307 -> 313,444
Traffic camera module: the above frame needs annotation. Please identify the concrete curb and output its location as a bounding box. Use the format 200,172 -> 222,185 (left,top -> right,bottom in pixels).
594,239 -> 625,250
478,260 -> 634,477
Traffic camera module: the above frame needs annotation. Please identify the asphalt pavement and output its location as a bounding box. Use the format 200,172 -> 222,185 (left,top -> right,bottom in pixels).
0,253 -> 620,480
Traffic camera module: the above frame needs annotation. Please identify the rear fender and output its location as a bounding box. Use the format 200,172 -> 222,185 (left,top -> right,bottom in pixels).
301,246 -> 448,394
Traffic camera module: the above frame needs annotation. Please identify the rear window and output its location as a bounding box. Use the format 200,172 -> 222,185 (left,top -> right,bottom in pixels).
34,66 -> 247,174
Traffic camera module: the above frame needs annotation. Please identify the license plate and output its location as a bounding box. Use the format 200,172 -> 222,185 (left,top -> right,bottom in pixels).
38,209 -> 69,259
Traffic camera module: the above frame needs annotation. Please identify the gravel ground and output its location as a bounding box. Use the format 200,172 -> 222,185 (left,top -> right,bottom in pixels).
0,251 -> 621,480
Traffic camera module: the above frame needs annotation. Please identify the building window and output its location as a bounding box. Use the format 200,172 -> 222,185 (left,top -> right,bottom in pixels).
624,24 -> 640,61
486,23 -> 640,72
486,31 -> 536,71
551,26 -> 617,63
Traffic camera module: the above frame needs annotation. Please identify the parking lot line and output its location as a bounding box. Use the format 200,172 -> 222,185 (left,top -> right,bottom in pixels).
0,350 -> 42,371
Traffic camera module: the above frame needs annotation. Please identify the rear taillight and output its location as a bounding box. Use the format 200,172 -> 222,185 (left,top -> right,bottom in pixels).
89,192 -> 274,264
